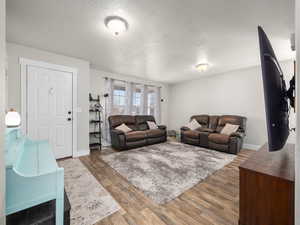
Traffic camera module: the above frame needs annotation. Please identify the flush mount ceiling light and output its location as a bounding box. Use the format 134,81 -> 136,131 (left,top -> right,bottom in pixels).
104,16 -> 129,36
195,63 -> 209,72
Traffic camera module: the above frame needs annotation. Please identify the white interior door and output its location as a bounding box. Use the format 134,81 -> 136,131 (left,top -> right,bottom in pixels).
26,65 -> 73,159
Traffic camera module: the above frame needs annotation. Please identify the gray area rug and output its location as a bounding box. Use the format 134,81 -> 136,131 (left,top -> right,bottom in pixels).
101,142 -> 236,204
58,159 -> 121,225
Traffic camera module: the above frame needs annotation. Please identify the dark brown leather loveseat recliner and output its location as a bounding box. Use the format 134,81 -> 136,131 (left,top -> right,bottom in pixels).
181,115 -> 247,154
108,115 -> 167,150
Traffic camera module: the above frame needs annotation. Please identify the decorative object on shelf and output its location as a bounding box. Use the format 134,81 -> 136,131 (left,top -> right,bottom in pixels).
5,109 -> 21,127
89,93 -> 103,150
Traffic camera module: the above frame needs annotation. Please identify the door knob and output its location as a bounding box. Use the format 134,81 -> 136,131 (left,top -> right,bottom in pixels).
68,111 -> 72,114
67,118 -> 72,121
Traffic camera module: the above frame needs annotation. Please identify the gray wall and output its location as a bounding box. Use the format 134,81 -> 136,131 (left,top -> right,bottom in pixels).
168,60 -> 295,147
0,0 -> 5,223
7,43 -> 90,155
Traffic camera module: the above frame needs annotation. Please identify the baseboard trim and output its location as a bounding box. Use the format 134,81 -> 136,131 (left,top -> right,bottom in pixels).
73,149 -> 90,157
243,143 -> 260,150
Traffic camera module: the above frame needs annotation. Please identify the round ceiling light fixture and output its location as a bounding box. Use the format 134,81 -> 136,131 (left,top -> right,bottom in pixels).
104,16 -> 129,36
195,63 -> 209,72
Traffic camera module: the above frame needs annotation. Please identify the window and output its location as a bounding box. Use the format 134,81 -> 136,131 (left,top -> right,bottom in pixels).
147,90 -> 156,116
132,87 -> 141,115
112,85 -> 126,115
110,81 -> 159,117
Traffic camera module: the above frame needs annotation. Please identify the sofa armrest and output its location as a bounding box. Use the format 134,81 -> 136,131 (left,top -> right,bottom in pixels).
158,125 -> 167,130
230,132 -> 245,138
111,129 -> 125,135
110,129 -> 126,150
181,126 -> 190,131
229,135 -> 244,154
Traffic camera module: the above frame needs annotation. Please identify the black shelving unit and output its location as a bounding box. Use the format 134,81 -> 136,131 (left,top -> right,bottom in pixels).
89,93 -> 102,150
90,120 -> 101,123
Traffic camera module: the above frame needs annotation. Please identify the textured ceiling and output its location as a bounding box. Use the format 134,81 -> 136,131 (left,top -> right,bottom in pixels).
7,0 -> 294,83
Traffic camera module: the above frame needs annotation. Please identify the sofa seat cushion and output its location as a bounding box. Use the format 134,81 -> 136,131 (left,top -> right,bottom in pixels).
208,133 -> 230,144
125,131 -> 147,142
183,130 -> 201,139
146,129 -> 165,138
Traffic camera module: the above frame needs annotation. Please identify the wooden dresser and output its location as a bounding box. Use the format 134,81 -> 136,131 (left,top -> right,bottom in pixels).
239,143 -> 295,225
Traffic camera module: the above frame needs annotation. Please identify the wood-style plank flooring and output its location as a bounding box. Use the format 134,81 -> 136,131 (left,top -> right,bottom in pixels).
79,144 -> 253,225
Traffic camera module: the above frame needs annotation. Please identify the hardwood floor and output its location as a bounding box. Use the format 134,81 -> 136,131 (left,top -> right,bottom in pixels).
80,145 -> 253,225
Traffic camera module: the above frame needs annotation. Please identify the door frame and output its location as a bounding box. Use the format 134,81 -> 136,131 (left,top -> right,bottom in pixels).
19,57 -> 78,158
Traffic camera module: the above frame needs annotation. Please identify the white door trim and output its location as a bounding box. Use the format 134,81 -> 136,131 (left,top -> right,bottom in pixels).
19,57 -> 78,158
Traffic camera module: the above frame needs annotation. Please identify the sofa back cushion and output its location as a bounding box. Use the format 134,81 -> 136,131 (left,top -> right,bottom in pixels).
135,115 -> 156,131
190,115 -> 209,128
208,115 -> 219,130
216,115 -> 247,133
108,115 -> 136,130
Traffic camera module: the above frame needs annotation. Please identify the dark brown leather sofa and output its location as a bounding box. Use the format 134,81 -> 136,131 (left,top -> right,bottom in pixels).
181,115 -> 247,154
108,115 -> 167,150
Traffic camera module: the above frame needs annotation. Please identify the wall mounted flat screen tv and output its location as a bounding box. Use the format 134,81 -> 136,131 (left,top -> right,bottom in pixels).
258,26 -> 295,151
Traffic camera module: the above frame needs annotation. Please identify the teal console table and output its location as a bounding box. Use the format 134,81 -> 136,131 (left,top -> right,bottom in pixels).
5,128 -> 64,225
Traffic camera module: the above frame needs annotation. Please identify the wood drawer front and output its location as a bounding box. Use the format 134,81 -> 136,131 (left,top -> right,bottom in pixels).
239,168 -> 294,225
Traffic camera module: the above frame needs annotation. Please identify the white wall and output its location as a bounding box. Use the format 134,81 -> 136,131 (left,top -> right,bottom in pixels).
0,0 -> 5,223
168,60 -> 295,148
90,69 -> 169,126
7,43 -> 90,156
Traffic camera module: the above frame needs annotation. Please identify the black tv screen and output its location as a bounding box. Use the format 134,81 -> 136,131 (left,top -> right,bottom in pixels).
258,26 -> 289,151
